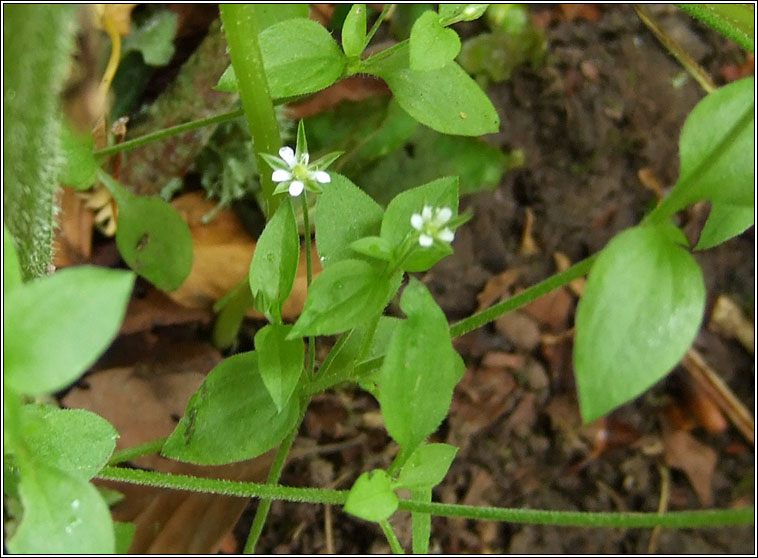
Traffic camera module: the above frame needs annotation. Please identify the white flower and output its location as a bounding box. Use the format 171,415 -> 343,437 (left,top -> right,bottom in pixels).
410,205 -> 455,248
266,146 -> 331,197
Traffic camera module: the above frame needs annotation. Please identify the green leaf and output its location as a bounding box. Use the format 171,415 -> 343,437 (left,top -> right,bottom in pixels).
380,176 -> 458,272
378,279 -> 461,450
9,460 -> 114,554
19,405 -> 118,480
395,443 -> 458,489
363,42 -> 499,136
163,351 -> 300,465
678,4 -> 754,53
344,469 -> 398,522
100,171 -> 193,292
58,122 -> 98,190
438,4 -> 490,26
249,199 -> 300,323
121,10 -> 178,66
4,224 -> 23,293
290,259 -> 399,338
217,19 -> 346,98
253,4 -> 310,31
574,225 -> 706,423
4,266 -> 134,395
696,203 -> 754,250
350,236 -> 394,262
410,10 -> 461,71
114,521 -> 136,554
660,77 -> 754,218
255,324 -> 304,412
315,173 -> 384,267
342,4 -> 367,59
3,5 -> 77,280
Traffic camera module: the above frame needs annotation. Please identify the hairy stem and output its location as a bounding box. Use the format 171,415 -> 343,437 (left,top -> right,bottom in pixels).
379,519 -> 405,554
96,467 -> 754,528
108,437 -> 167,466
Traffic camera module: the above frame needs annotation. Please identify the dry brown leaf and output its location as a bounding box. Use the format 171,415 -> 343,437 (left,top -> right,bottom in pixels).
522,286 -> 573,331
475,268 -> 521,312
287,76 -> 390,119
495,310 -> 541,352
119,287 -> 213,335
450,367 -> 517,441
637,166 -> 666,200
520,207 -> 540,256
663,427 -> 717,507
682,373 -> 728,435
480,351 -> 526,370
708,295 -> 754,354
552,251 -> 586,296
53,187 -> 94,268
167,193 -> 320,320
558,4 -> 602,22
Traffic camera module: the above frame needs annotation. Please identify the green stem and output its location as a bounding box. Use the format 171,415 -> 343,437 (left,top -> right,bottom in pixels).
243,414 -> 302,553
364,4 -> 394,51
677,4 -> 755,53
379,519 -> 406,554
448,255 -> 598,338
108,437 -> 167,466
411,488 -> 432,554
301,195 -> 316,378
96,466 -> 754,528
93,109 -> 245,158
212,277 -> 255,350
220,4 -> 282,219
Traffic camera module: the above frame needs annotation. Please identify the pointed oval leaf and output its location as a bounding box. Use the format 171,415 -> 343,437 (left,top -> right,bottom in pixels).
290,259 -> 399,338
9,460 -> 115,554
378,279 -> 461,450
344,469 -> 398,522
574,225 -> 706,423
255,324 -> 304,412
249,199 -> 300,323
695,202 -> 754,250
342,3 -> 367,59
19,405 -> 118,480
395,443 -> 458,489
410,10 -> 461,71
4,266 -> 134,395
162,351 -> 300,465
315,173 -> 384,268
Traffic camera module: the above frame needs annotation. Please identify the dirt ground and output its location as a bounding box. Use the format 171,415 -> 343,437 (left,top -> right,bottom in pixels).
53,4 -> 754,554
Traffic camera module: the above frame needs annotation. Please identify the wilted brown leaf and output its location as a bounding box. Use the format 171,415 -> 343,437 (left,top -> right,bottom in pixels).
663,427 -> 717,507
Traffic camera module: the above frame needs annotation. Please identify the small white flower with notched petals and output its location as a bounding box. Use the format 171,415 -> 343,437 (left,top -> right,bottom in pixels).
410,205 -> 456,248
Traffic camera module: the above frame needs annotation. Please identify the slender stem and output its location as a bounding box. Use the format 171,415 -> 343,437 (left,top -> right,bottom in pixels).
635,5 -> 716,94
220,4 -> 282,219
364,4 -> 394,51
212,277 -> 255,350
108,437 -> 167,466
98,13 -> 122,98
379,519 -> 405,554
301,194 -> 316,378
449,255 -> 598,338
93,109 -> 245,158
676,3 -> 755,53
243,416 -> 301,553
96,466 -> 754,528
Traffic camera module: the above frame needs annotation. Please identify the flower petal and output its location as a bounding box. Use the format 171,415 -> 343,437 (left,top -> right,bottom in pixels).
314,171 -> 331,184
279,146 -> 296,167
436,207 -> 453,224
419,234 -> 434,247
289,180 -> 304,197
272,169 -> 292,183
421,206 -> 433,221
438,228 -> 455,243
410,213 -> 424,231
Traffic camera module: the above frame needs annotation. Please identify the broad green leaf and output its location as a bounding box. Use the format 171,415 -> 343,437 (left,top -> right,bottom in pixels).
350,236 -> 393,262
438,4 -> 489,26
114,521 -> 136,554
217,19 -> 346,98
380,177 -> 458,272
255,324 -> 304,412
58,122 -> 98,190
315,173 -> 384,267
252,4 -> 310,31
678,4 -> 754,53
378,279 -> 460,450
395,443 -> 458,489
121,10 -> 178,66
574,225 -> 706,422
249,199 -> 300,323
411,487 -> 432,554
290,259 -> 399,338
661,78 -> 754,218
4,224 -> 23,293
696,203 -> 754,250
342,4 -> 367,59
162,351 -> 300,465
344,469 -> 398,522
9,460 -> 114,554
4,266 -> 134,395
363,42 -> 499,136
4,5 -> 77,280
19,405 -> 118,480
410,11 -> 461,71
100,171 -> 193,292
